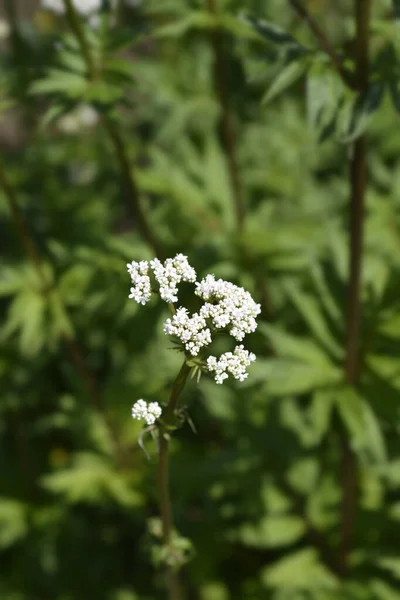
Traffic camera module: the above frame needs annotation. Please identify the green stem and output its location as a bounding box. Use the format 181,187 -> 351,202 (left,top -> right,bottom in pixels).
0,157 -> 45,284
288,0 -> 356,89
339,0 -> 371,577
63,0 -> 97,77
157,360 -> 191,599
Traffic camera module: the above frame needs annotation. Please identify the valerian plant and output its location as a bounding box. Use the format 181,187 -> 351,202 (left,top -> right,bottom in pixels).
127,254 -> 260,597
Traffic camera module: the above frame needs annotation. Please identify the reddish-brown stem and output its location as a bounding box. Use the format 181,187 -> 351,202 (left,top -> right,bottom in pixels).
339,0 -> 371,576
104,119 -> 163,258
288,0 -> 356,89
206,0 -> 245,230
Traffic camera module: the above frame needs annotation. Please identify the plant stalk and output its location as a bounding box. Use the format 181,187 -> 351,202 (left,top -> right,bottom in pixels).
104,119 -> 163,258
340,0 -> 371,576
206,0 -> 244,230
288,0 -> 356,89
157,360 -> 191,600
63,0 -> 97,77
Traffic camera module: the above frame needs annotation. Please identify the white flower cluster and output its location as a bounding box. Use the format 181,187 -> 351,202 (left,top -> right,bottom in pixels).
150,254 -> 196,303
127,254 -> 260,384
164,307 -> 212,356
127,254 -> 196,305
131,399 -> 162,425
196,274 -> 261,341
207,345 -> 256,384
127,260 -> 151,305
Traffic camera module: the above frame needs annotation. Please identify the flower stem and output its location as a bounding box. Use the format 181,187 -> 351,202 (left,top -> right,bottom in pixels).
157,360 -> 191,599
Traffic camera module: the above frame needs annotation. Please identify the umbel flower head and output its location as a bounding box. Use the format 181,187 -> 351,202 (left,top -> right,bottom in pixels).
127,254 -> 261,384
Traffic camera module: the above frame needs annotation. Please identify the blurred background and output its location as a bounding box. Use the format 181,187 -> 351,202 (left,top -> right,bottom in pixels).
2,1 -> 400,599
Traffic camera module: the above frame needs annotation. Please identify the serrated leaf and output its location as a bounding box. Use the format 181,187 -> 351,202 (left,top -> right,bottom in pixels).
246,16 -> 302,48
336,387 -> 386,465
256,358 -> 341,396
262,60 -> 306,104
261,547 -> 338,590
341,82 -> 385,143
259,322 -> 334,369
30,70 -> 87,98
239,514 -> 305,549
284,282 -> 343,360
0,499 -> 28,548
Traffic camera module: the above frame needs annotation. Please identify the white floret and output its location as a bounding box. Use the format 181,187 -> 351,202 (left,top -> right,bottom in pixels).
206,345 -> 256,384
127,260 -> 152,305
131,399 -> 162,425
164,307 -> 211,356
150,254 -> 196,304
196,274 -> 261,341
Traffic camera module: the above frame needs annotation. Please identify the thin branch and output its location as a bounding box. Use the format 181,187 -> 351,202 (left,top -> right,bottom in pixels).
288,0 -> 356,90
206,0 -> 245,230
0,159 -> 45,283
340,0 -> 372,577
63,0 -> 97,77
104,119 -> 163,257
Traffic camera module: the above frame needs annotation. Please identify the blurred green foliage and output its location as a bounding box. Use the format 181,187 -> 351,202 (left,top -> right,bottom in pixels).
1,0 -> 400,598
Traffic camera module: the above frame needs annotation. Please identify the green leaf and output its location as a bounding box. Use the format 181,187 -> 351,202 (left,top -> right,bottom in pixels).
262,60 -> 307,104
284,282 -> 343,360
256,358 -> 341,396
41,453 -> 142,507
259,323 -> 334,369
336,387 -> 386,465
0,499 -> 28,548
261,547 -> 338,590
341,82 -> 385,143
246,16 -> 304,49
238,514 -> 305,549
30,70 -> 87,98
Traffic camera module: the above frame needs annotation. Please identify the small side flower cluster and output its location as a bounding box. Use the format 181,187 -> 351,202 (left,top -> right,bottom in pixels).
127,254 -> 196,305
207,345 -> 256,384
127,254 -> 260,385
131,399 -> 162,425
127,261 -> 151,305
164,308 -> 211,356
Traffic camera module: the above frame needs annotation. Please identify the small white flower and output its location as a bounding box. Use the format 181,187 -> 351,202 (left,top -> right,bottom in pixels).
207,345 -> 256,384
164,307 -> 212,356
150,254 -> 196,304
196,274 -> 261,341
127,260 -> 152,305
131,399 -> 162,425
